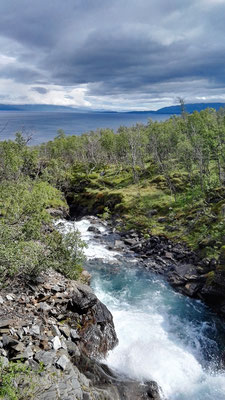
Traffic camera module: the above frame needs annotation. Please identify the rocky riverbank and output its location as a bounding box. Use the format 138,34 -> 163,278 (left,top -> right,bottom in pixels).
87,217 -> 225,319
0,268 -> 161,400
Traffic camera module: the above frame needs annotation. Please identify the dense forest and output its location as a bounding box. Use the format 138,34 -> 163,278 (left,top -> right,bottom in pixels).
1,107 -> 225,283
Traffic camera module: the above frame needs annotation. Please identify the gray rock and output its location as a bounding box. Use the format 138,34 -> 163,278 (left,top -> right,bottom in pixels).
0,319 -> 14,328
23,345 -> 34,359
0,295 -> 4,304
51,284 -> 61,292
6,294 -> 15,301
0,356 -> 9,367
52,336 -> 62,351
59,325 -> 71,338
114,240 -> 125,249
51,325 -> 61,336
56,354 -> 70,370
34,350 -> 57,366
68,284 -> 97,314
30,324 -> 41,336
87,226 -> 101,234
12,342 -> 25,353
70,329 -> 80,341
124,238 -> 138,246
61,338 -> 68,350
2,334 -> 19,348
12,345 -> 34,360
66,341 -> 81,357
38,302 -> 51,312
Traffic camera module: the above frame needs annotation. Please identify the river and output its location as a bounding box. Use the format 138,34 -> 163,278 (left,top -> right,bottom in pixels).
56,217 -> 225,400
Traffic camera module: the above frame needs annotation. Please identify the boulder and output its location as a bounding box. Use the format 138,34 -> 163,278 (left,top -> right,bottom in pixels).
87,225 -> 101,234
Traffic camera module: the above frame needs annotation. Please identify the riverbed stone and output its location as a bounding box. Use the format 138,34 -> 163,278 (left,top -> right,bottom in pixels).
87,225 -> 101,234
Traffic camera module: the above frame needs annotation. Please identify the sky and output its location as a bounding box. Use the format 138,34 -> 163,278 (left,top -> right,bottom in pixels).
0,0 -> 225,111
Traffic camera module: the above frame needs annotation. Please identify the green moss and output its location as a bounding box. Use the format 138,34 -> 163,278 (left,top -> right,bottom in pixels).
206,271 -> 215,286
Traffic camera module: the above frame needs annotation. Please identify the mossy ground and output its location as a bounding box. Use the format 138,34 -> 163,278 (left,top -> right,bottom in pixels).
70,165 -> 225,260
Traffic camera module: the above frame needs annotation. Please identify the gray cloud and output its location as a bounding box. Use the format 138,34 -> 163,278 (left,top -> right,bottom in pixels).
31,87 -> 48,94
0,0 -> 225,109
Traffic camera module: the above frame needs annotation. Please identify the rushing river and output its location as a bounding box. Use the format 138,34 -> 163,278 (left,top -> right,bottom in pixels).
56,218 -> 225,400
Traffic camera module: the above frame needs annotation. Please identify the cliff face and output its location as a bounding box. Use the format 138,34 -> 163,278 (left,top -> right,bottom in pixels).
0,269 -> 161,400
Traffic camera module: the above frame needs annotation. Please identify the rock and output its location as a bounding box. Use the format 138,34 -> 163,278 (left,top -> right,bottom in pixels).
0,319 -> 14,328
116,380 -> 161,400
80,270 -> 91,285
12,345 -> 34,360
2,334 -> 19,348
183,283 -> 201,297
114,240 -> 125,250
6,294 -> 15,301
66,341 -> 81,357
158,217 -> 168,223
68,284 -> 97,313
51,325 -> 61,337
38,302 -> 51,312
59,325 -> 71,338
23,345 -> 34,359
87,226 -> 101,234
51,284 -> 61,292
0,356 -> 9,367
12,342 -> 25,353
147,209 -> 158,217
145,381 -> 161,400
57,314 -> 67,321
30,324 -> 41,336
46,207 -> 68,218
40,339 -> 51,351
70,329 -> 80,341
124,238 -> 138,246
34,350 -> 57,366
52,336 -> 62,351
0,295 -> 4,304
56,354 -> 70,370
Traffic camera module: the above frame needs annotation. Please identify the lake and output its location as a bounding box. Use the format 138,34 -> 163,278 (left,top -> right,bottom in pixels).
0,111 -> 171,144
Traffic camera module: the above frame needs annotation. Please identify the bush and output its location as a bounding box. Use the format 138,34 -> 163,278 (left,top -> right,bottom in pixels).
46,229 -> 86,280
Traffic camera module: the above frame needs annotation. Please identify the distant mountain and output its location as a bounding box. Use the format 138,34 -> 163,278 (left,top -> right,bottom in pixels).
0,102 -> 225,114
155,103 -> 225,114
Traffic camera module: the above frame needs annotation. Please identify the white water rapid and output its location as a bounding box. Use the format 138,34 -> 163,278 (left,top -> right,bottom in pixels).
56,218 -> 225,400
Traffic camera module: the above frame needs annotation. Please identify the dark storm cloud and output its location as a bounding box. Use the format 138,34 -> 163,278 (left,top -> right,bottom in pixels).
0,64 -> 43,83
0,0 -> 225,107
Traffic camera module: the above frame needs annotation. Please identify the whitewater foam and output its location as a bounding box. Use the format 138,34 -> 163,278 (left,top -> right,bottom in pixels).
58,218 -> 225,400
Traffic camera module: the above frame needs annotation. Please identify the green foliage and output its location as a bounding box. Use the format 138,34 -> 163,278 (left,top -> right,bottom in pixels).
0,359 -> 31,400
0,173 -> 85,282
47,228 -> 86,280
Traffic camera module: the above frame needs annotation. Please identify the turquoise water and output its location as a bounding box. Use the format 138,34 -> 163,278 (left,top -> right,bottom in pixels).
92,264 -> 225,400
57,218 -> 225,400
0,111 -> 170,144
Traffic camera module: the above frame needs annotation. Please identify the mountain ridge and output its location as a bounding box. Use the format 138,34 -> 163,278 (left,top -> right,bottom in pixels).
0,102 -> 225,114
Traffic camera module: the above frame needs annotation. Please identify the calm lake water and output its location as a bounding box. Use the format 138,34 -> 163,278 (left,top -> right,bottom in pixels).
0,111 -> 171,144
